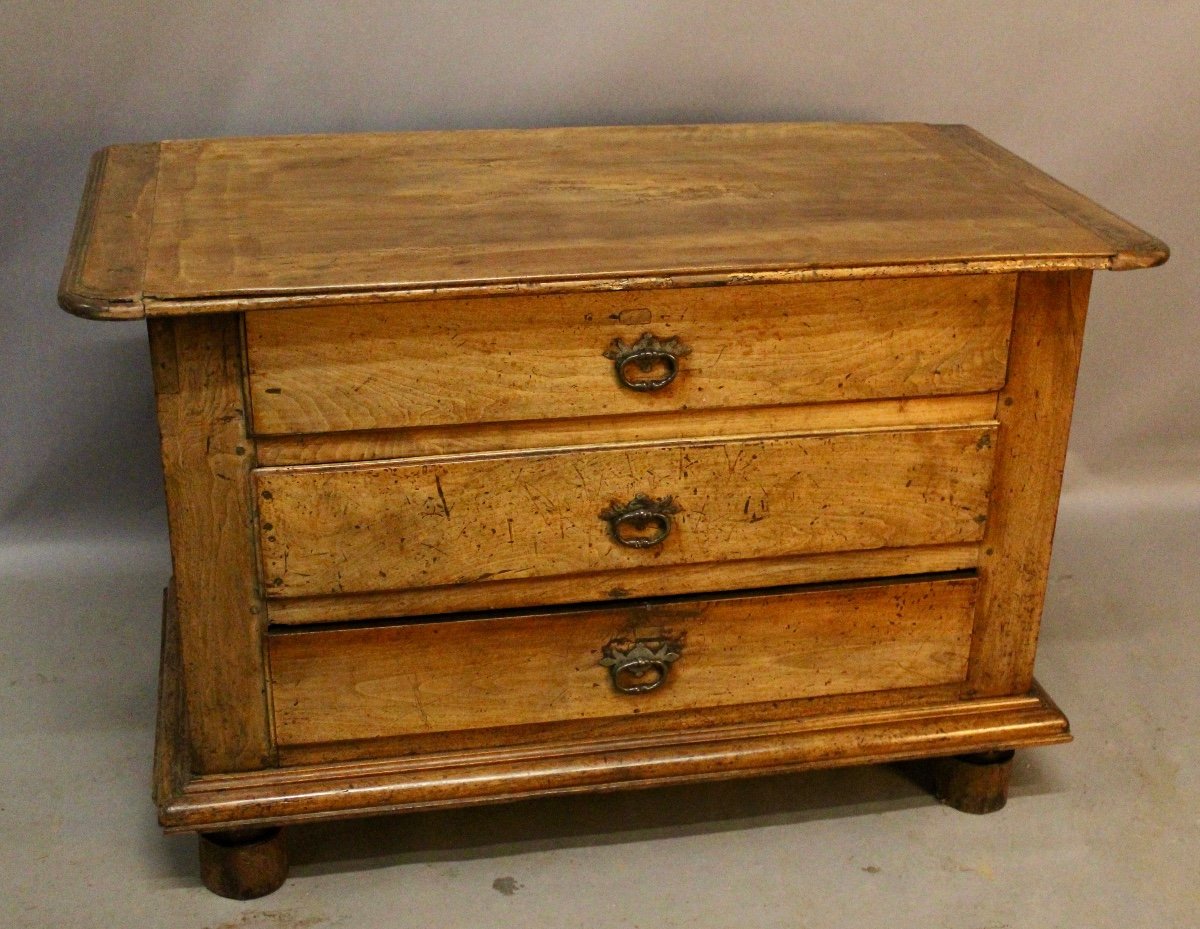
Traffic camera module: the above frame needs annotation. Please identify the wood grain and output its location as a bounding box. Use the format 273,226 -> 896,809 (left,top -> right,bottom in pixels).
254,393 -> 1000,467
968,271 -> 1092,695
270,577 -> 977,746
139,123 -> 1131,308
62,125 -> 1166,319
58,143 -> 159,319
149,315 -> 273,773
265,542 -> 980,625
255,425 -> 996,600
244,275 -> 1015,435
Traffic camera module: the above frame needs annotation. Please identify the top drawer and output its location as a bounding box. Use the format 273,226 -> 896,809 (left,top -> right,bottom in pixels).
244,275 -> 1015,436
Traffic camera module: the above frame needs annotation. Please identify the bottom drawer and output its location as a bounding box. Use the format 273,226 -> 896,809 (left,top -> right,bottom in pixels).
269,575 -> 977,749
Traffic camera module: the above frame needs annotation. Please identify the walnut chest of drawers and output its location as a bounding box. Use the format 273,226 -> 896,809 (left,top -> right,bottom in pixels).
60,122 -> 1167,898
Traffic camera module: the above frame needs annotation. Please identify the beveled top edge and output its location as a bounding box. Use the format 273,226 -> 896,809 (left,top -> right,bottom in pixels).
929,124 -> 1169,271
60,123 -> 1167,320
59,143 -> 160,320
137,258 -> 1107,318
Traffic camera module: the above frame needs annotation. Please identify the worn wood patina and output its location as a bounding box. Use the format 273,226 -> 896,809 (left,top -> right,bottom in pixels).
61,121 -> 1167,897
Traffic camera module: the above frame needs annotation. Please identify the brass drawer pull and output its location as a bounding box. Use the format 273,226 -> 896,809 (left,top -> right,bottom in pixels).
599,494 -> 681,548
600,637 -> 683,694
603,332 -> 692,391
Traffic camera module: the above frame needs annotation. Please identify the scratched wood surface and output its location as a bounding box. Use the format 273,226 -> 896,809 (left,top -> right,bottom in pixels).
245,275 -> 1014,435
269,576 -> 977,745
255,425 -> 995,600
265,542 -> 980,625
248,274 -> 1017,439
61,123 -> 1166,319
254,393 -> 999,467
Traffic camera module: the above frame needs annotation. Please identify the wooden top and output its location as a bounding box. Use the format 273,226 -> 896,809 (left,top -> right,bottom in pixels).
59,122 -> 1168,320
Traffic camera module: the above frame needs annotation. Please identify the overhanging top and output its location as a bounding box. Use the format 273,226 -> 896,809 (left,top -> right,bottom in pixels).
59,122 -> 1169,320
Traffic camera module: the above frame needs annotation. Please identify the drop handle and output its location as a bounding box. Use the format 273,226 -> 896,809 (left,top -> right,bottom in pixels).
599,494 -> 681,549
603,332 -> 692,391
600,637 -> 684,694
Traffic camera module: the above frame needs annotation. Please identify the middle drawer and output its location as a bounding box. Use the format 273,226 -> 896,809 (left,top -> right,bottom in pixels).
256,424 -> 995,602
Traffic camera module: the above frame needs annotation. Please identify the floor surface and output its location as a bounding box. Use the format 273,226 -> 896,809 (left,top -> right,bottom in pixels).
1,482 -> 1197,928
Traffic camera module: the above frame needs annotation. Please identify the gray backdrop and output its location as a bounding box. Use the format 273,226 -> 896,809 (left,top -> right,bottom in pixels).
1,1 -> 1196,547
2,4 -> 1198,926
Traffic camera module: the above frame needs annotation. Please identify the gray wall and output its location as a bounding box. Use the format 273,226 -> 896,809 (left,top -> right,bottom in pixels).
2,0 -> 1196,547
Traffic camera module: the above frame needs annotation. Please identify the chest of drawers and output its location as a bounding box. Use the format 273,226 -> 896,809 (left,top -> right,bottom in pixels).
60,122 -> 1166,898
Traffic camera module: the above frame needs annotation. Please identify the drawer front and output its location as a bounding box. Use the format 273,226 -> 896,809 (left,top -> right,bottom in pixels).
269,576 -> 978,746
256,425 -> 995,600
245,275 -> 1015,436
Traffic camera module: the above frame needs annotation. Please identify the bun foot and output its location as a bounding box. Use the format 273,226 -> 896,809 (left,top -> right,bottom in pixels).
198,827 -> 288,899
931,749 -> 1015,814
